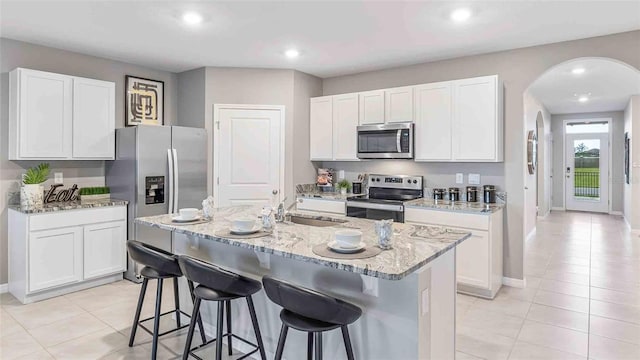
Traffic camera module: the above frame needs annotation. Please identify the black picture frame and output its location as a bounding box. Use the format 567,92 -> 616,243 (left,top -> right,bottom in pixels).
125,75 -> 164,126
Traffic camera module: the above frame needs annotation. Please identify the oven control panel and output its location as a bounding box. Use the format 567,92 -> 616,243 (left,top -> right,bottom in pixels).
368,174 -> 423,190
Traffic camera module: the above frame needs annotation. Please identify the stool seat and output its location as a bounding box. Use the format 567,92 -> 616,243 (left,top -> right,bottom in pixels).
280,309 -> 341,332
193,285 -> 239,301
140,266 -> 179,279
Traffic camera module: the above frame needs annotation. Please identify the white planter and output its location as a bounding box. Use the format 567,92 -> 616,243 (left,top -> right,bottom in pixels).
340,188 -> 347,195
20,184 -> 44,210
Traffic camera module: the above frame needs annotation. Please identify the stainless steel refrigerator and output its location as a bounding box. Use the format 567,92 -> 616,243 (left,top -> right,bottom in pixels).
106,125 -> 207,282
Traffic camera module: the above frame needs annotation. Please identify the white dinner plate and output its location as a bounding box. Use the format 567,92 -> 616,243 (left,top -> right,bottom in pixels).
229,226 -> 262,235
172,215 -> 200,223
328,241 -> 366,254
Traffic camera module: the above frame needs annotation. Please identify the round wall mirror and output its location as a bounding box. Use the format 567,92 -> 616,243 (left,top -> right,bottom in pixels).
527,130 -> 538,174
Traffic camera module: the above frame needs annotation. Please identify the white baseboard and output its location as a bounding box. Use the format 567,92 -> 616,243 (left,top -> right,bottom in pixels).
0,283 -> 8,294
503,277 -> 526,288
609,211 -> 623,216
551,207 -> 565,211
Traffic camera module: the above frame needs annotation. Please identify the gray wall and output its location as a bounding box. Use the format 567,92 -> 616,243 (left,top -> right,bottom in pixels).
623,96 -> 640,230
177,67 -> 206,128
550,111 -> 626,212
322,30 -> 640,280
0,38 -> 178,284
293,71 -> 323,186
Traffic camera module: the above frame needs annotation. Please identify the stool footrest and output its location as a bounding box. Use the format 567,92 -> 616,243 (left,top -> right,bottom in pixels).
187,332 -> 260,360
137,309 -> 193,337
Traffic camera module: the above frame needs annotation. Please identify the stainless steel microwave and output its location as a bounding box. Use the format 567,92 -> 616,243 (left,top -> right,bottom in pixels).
357,123 -> 414,159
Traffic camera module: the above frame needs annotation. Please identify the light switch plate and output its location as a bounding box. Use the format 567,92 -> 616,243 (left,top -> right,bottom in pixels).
468,173 -> 481,185
421,288 -> 429,315
338,170 -> 345,179
455,173 -> 464,184
54,172 -> 63,184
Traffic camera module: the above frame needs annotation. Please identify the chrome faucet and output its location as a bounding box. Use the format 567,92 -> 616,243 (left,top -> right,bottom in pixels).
275,197 -> 296,222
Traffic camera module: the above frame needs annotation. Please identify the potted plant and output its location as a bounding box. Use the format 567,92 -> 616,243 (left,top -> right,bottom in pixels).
79,186 -> 111,203
21,163 -> 49,210
336,179 -> 351,195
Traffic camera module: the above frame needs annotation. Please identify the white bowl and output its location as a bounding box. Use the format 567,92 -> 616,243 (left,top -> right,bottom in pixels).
232,218 -> 257,231
334,229 -> 362,248
179,208 -> 198,220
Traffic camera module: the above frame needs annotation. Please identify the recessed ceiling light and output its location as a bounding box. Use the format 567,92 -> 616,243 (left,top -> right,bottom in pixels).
182,11 -> 203,25
572,67 -> 585,75
578,96 -> 589,102
450,8 -> 472,23
285,49 -> 300,59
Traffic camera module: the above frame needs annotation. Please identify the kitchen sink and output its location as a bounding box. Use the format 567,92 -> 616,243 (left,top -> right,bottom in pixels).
286,215 -> 346,227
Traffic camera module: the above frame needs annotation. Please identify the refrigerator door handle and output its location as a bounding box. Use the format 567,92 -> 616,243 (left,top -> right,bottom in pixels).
167,149 -> 174,214
172,148 -> 179,213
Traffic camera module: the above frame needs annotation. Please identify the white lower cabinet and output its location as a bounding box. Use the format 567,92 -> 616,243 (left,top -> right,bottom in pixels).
9,206 -> 127,304
405,207 -> 503,298
296,197 -> 346,215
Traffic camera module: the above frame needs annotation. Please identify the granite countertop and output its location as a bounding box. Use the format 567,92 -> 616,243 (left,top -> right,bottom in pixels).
296,191 -> 362,201
404,198 -> 504,214
135,206 -> 470,280
9,199 -> 128,214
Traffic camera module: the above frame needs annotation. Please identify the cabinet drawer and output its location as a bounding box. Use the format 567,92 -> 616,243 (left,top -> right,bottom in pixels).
29,206 -> 126,231
404,208 -> 489,230
296,198 -> 345,214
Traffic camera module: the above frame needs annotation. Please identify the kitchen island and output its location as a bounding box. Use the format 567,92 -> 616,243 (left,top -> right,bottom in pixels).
135,206 -> 470,359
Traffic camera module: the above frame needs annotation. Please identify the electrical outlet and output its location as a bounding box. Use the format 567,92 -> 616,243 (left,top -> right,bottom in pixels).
338,170 -> 345,179
54,172 -> 63,184
455,173 -> 464,184
468,173 -> 481,185
421,288 -> 429,315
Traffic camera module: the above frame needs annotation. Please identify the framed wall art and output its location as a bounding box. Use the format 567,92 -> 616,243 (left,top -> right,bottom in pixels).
125,75 -> 164,126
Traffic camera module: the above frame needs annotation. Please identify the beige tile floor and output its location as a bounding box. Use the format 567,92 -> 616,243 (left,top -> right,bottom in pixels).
457,211 -> 640,360
1,211 -> 638,359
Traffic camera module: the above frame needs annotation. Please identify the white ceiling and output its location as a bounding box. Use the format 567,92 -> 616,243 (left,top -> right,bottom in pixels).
528,58 -> 640,114
1,1 -> 639,78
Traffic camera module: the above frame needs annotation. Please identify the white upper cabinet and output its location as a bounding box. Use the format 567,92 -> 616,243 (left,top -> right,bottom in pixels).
72,77 -> 115,159
385,86 -> 414,123
359,90 -> 385,125
309,96 -> 334,160
453,75 -> 503,162
414,82 -> 453,161
332,93 -> 359,161
9,69 -> 73,159
9,68 -> 115,160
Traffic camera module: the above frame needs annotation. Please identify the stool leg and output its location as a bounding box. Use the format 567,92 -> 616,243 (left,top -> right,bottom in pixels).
215,301 -> 224,360
173,277 -> 181,327
182,297 -> 201,360
274,323 -> 288,360
314,332 -> 323,360
151,279 -> 164,360
307,332 -> 314,360
246,296 -> 267,360
128,277 -> 148,347
188,280 -> 207,344
226,300 -> 232,355
341,326 -> 355,360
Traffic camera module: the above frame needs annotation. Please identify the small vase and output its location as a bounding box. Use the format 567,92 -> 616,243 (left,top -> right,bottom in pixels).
20,184 -> 44,210
340,188 -> 347,195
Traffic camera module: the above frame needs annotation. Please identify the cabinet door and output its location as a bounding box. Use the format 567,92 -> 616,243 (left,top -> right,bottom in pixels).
83,221 -> 126,279
29,226 -> 82,292
414,82 -> 453,161
16,69 -> 72,159
453,76 -> 498,161
385,86 -> 413,123
310,96 -> 333,160
359,90 -> 385,125
332,94 -> 359,161
73,77 -> 115,159
456,231 -> 490,289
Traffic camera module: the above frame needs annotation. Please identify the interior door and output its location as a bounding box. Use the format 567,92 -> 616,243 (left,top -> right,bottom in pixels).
565,133 -> 609,212
216,107 -> 283,207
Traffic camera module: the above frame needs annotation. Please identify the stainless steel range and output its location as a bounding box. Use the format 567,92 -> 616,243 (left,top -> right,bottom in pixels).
346,174 -> 423,223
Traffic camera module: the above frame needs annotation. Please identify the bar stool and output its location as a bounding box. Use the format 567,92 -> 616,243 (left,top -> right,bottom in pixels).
178,255 -> 267,360
127,241 -> 207,360
262,276 -> 362,360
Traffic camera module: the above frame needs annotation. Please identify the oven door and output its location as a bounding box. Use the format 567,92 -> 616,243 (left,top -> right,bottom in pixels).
346,201 -> 404,223
357,123 -> 413,159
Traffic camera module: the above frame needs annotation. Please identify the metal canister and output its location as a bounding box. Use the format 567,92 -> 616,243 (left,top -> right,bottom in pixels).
483,185 -> 496,204
433,188 -> 446,200
448,187 -> 461,202
352,182 -> 362,195
466,186 -> 478,202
